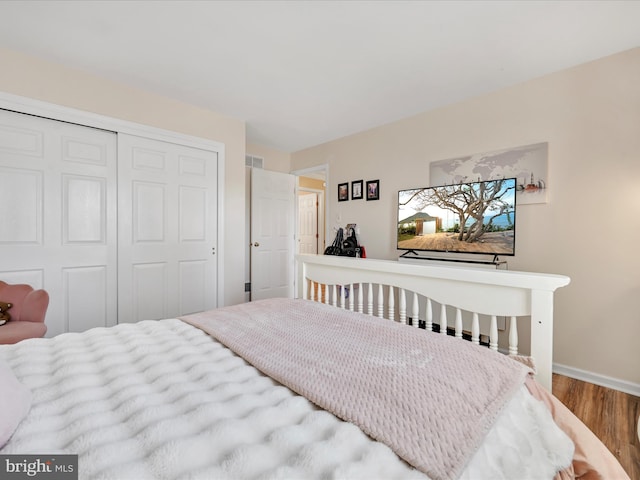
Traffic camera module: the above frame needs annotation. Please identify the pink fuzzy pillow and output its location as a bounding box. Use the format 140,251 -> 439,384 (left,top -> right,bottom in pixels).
0,357 -> 31,447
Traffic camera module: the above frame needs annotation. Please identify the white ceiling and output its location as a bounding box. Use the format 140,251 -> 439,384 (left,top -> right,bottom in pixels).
0,1 -> 639,153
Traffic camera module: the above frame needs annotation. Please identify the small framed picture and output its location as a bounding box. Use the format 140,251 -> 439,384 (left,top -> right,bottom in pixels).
338,182 -> 349,202
351,180 -> 363,200
366,180 -> 379,201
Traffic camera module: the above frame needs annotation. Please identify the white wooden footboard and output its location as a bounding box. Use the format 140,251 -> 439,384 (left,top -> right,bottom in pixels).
296,254 -> 570,391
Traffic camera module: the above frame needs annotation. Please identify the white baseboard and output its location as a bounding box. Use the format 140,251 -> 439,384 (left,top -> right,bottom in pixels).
553,363 -> 640,397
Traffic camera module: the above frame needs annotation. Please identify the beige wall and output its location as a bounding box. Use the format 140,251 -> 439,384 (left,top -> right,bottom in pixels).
246,142 -> 291,173
292,48 -> 640,386
0,47 -> 247,307
298,176 -> 325,191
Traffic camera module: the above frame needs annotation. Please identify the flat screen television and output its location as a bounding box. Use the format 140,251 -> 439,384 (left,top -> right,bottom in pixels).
397,178 -> 516,257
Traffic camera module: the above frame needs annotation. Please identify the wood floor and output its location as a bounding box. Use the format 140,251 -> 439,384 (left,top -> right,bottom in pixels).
552,374 -> 640,479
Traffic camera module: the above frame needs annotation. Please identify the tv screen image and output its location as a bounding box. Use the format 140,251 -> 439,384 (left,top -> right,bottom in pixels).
397,178 -> 516,257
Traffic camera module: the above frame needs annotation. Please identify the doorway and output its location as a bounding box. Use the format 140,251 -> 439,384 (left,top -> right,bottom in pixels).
244,163 -> 327,302
294,166 -> 327,256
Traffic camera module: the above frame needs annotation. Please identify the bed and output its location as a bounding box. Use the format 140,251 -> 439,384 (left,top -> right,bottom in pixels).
0,255 -> 630,479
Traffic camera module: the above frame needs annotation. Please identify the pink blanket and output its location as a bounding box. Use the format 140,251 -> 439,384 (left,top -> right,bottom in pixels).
181,298 -> 532,480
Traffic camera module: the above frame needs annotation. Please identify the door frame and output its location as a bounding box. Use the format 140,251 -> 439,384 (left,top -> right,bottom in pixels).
291,164 -> 328,298
0,91 -> 226,308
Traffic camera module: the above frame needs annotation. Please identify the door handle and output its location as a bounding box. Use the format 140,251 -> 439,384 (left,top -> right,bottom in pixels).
253,242 -> 260,247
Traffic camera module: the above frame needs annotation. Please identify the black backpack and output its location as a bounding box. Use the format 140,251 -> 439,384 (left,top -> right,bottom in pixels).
341,227 -> 358,257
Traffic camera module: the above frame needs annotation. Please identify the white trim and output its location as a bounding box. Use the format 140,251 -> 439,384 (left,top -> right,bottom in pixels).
0,90 -> 226,308
216,149 -> 225,308
553,363 -> 640,397
290,164 -> 329,178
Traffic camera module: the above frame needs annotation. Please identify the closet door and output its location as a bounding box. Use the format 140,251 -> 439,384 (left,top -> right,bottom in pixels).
117,134 -> 218,322
0,109 -> 118,336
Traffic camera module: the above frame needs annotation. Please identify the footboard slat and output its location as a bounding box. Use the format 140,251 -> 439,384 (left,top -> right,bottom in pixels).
348,283 -> 354,312
471,313 -> 480,345
425,298 -> 433,332
297,255 -> 570,390
509,316 -> 518,355
399,288 -> 407,325
440,304 -> 447,336
455,309 -> 463,339
411,293 -> 419,328
490,316 -> 498,351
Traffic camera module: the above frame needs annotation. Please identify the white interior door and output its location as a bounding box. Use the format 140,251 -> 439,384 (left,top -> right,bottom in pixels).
250,168 -> 295,300
298,192 -> 318,254
0,109 -> 117,336
118,134 -> 218,322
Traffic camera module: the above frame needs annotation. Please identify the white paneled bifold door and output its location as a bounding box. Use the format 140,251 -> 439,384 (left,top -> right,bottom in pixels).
117,134 -> 218,323
0,110 -> 219,335
0,109 -> 118,336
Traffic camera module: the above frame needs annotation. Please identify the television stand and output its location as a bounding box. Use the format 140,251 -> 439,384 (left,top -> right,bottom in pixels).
398,251 -> 507,268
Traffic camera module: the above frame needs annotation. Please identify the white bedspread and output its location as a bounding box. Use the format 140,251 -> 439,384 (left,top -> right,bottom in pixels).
1,315 -> 572,480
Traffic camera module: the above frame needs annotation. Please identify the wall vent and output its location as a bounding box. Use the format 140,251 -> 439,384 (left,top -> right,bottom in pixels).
245,154 -> 264,169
